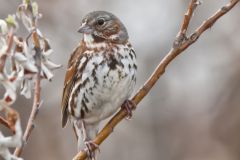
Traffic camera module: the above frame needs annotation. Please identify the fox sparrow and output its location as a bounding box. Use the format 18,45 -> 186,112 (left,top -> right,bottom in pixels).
61,11 -> 137,159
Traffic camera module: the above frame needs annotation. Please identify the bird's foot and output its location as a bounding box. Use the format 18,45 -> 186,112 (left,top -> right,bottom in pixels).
84,140 -> 100,160
121,100 -> 136,120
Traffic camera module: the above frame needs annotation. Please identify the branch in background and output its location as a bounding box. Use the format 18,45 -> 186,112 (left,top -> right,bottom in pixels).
14,0 -> 57,156
13,71 -> 41,156
14,28 -> 42,156
73,0 -> 240,159
0,0 -> 61,159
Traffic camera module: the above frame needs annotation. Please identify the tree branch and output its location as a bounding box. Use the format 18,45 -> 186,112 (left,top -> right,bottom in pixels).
73,0 -> 239,159
14,31 -> 41,157
14,2 -> 42,156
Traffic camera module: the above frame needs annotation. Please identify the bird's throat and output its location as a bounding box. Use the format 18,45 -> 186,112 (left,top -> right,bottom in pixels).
83,34 -> 107,49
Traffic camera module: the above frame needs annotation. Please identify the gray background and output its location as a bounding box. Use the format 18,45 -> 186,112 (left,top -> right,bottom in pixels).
1,0 -> 240,160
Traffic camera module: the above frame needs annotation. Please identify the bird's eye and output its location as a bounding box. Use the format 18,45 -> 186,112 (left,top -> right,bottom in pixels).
97,18 -> 105,26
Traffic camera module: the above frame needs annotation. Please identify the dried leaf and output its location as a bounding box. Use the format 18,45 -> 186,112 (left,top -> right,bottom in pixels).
44,59 -> 62,70
0,117 -> 23,160
14,52 -> 38,73
37,36 -> 62,80
0,74 -> 17,108
0,69 -> 24,110
41,63 -> 54,80
20,79 -> 32,99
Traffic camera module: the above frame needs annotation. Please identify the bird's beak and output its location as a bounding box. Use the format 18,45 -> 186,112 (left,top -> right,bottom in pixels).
78,23 -> 93,34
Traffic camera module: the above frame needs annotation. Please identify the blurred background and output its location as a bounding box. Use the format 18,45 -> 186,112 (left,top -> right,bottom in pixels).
1,0 -> 240,160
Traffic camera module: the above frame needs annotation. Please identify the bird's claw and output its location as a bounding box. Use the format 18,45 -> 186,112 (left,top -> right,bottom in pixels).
85,140 -> 100,160
121,100 -> 136,120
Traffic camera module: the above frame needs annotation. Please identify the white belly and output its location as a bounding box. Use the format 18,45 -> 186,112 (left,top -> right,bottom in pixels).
71,43 -> 137,124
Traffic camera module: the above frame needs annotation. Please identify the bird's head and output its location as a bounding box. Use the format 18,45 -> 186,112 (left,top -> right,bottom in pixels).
78,11 -> 129,44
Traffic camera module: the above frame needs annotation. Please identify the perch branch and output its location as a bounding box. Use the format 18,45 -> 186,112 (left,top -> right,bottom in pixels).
14,20 -> 42,157
73,0 -> 240,159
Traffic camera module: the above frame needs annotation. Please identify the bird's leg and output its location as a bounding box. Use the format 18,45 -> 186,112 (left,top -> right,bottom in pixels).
81,121 -> 87,142
72,124 -> 79,140
81,121 -> 100,160
121,100 -> 136,119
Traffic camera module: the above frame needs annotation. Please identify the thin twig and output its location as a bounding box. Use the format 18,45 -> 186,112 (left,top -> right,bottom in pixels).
174,0 -> 199,47
14,30 -> 41,157
73,0 -> 240,159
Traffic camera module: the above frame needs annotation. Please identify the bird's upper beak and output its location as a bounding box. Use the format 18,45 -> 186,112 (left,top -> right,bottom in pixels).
78,22 -> 93,34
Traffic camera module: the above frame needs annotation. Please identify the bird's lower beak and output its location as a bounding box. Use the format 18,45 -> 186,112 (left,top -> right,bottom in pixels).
78,24 -> 93,34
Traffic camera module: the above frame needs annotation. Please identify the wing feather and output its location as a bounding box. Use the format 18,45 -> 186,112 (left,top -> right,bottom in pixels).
61,41 -> 85,127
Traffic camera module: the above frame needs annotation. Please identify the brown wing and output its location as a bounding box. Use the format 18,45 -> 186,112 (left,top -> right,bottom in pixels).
61,41 -> 85,127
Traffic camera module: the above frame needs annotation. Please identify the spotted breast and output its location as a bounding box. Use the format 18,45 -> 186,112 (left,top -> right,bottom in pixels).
69,35 -> 136,124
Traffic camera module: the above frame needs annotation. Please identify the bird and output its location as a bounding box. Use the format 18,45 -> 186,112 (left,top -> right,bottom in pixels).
61,11 -> 137,159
